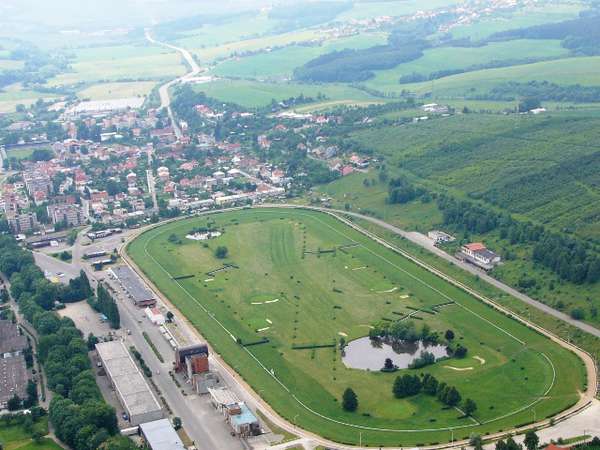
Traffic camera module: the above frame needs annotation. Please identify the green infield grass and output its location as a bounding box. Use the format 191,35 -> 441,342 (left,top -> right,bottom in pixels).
128,208 -> 584,446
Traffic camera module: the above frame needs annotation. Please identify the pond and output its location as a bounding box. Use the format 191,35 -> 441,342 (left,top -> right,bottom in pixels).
342,336 -> 448,371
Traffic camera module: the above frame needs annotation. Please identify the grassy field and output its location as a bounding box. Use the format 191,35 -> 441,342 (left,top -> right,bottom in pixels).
46,44 -> 186,87
212,33 -> 388,80
173,12 -> 276,50
128,208 -> 583,446
0,418 -> 61,450
192,29 -> 322,63
194,79 -> 382,108
448,2 -> 585,40
77,81 -> 157,100
0,83 -> 58,112
366,39 -> 569,93
337,0 -> 460,21
388,56 -> 600,97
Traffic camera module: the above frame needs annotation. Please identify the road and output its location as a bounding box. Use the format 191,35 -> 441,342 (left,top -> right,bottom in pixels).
144,30 -> 203,139
330,208 -> 600,340
113,204 -> 598,450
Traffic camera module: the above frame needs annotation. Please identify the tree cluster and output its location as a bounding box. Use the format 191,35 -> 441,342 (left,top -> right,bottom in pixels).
437,195 -> 600,284
88,284 -> 120,329
387,177 -> 428,204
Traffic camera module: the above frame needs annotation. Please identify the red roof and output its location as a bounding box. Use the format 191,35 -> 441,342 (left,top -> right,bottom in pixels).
464,243 -> 486,251
545,444 -> 571,450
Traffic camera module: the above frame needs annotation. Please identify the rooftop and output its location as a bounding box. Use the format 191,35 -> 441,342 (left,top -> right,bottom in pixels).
139,419 -> 185,450
110,266 -> 155,304
0,321 -> 28,355
95,341 -> 161,418
230,403 -> 259,427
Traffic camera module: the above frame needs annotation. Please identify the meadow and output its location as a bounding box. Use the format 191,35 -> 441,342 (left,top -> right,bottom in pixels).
77,81 -> 157,100
212,33 -> 388,80
193,79 -> 382,109
381,56 -> 600,97
366,39 -> 569,93
46,44 -> 186,87
128,208 -> 583,446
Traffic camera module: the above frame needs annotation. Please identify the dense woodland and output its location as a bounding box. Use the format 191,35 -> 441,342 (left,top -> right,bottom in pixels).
474,81 -> 600,103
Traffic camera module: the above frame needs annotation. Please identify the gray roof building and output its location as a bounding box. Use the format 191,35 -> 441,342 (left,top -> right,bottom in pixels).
139,419 -> 185,450
95,340 -> 162,425
109,266 -> 156,307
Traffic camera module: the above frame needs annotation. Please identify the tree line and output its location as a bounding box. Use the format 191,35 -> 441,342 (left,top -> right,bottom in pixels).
0,235 -> 135,450
437,195 -> 600,284
88,284 -> 120,329
473,81 -> 600,103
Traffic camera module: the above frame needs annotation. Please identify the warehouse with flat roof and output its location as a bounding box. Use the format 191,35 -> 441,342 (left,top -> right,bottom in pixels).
95,340 -> 163,425
139,419 -> 185,450
108,266 -> 156,307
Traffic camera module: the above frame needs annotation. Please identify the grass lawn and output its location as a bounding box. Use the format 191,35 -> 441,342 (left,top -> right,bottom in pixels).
128,208 -> 583,446
77,81 -> 157,100
0,418 -> 61,450
5,146 -> 39,160
366,39 -> 569,93
194,79 -> 380,109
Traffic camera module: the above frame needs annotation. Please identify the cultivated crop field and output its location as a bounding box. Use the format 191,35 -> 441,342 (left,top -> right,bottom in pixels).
128,208 -> 583,446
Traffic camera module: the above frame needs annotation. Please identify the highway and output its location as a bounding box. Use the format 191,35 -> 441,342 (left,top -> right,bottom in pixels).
144,30 -> 203,139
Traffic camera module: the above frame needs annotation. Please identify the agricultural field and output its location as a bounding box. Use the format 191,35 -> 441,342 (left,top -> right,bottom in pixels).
365,39 -> 569,93
348,112 -> 600,238
0,84 -> 58,112
448,2 -> 586,40
77,81 -> 157,100
193,79 -> 382,109
384,56 -> 600,98
212,33 -> 388,80
336,0 -> 460,21
192,29 -> 322,63
128,208 -> 584,447
172,12 -> 276,50
45,44 -> 186,87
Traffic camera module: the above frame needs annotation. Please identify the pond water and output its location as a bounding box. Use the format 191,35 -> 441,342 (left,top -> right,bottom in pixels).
342,337 -> 448,370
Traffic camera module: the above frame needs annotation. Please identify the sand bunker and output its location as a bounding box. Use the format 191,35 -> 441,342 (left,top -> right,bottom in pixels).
444,365 -> 473,371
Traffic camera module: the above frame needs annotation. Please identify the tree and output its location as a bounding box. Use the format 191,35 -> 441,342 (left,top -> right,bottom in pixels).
87,333 -> 99,350
7,394 -> 21,411
172,416 -> 182,430
524,430 -> 539,450
445,329 -> 455,341
166,311 -> 174,322
463,398 -> 477,416
393,374 -> 421,398
215,246 -> 228,259
470,434 -> 484,450
383,358 -> 395,371
342,388 -> 358,412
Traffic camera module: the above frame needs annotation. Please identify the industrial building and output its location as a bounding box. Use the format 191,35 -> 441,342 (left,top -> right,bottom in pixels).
95,341 -> 163,425
108,266 -> 156,307
174,343 -> 209,374
0,320 -> 30,409
139,419 -> 185,450
207,388 -> 259,437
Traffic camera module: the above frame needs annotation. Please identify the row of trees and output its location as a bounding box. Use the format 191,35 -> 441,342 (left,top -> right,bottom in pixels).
437,195 -> 600,284
369,320 -> 440,345
387,177 -> 430,205
0,235 -> 134,450
88,284 -> 120,329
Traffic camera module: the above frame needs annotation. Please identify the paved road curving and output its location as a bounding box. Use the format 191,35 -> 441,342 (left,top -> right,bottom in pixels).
123,204 -> 598,450
144,30 -> 203,139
